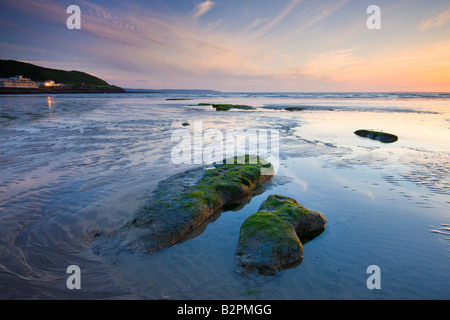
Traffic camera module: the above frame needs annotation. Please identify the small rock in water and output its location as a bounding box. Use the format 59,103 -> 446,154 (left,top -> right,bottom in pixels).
354,129 -> 398,143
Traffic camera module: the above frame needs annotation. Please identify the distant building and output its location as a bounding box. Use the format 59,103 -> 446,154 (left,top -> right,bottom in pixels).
42,80 -> 65,87
0,75 -> 39,88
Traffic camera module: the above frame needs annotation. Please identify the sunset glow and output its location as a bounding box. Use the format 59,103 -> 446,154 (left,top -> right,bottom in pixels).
1,0 -> 449,91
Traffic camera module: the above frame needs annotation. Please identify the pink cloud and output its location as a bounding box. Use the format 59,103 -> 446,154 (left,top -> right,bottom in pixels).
193,0 -> 216,19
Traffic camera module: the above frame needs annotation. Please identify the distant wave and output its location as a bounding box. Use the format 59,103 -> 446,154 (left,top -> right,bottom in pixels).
223,92 -> 450,100
120,91 -> 450,100
261,104 -> 441,114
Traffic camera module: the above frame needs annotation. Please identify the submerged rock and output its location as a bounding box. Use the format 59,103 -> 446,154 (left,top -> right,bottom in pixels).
236,195 -> 326,276
354,129 -> 398,143
193,103 -> 253,111
284,107 -> 306,112
212,104 -> 253,111
123,155 -> 274,254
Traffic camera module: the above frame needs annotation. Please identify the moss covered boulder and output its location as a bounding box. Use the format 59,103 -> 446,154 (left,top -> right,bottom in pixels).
354,130 -> 398,143
236,195 -> 326,276
123,156 -> 274,254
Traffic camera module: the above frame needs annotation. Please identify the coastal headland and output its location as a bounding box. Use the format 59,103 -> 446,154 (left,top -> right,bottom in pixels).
0,59 -> 125,94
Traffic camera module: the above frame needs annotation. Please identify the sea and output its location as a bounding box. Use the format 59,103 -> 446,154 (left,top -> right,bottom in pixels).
0,91 -> 449,299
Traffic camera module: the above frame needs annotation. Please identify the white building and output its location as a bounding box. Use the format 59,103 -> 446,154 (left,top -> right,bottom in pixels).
0,75 -> 39,89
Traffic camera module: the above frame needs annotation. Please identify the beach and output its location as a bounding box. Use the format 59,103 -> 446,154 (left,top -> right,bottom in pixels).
0,92 -> 449,299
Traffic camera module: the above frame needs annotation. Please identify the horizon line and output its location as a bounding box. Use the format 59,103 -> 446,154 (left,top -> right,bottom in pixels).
123,88 -> 450,94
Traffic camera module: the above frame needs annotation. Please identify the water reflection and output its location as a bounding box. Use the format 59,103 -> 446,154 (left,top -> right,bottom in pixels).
48,96 -> 54,119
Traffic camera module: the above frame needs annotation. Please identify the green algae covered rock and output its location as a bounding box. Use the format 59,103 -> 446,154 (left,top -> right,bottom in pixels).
236,195 -> 326,276
354,130 -> 398,143
212,104 -> 253,111
124,156 -> 274,254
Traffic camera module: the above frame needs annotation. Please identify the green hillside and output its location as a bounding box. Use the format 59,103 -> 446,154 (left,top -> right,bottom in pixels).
0,59 -> 122,90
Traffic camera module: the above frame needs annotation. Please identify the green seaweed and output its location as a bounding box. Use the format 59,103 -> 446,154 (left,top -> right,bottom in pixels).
239,211 -> 299,250
212,104 -> 253,111
184,155 -> 270,209
241,289 -> 263,297
238,195 -> 316,248
179,155 -> 274,217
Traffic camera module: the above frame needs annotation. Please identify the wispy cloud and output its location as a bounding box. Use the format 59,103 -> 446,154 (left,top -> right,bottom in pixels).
418,7 -> 450,30
0,42 -> 52,55
250,0 -> 349,42
303,48 -> 364,78
193,0 -> 216,19
273,0 -> 349,43
247,18 -> 270,30
254,0 -> 302,37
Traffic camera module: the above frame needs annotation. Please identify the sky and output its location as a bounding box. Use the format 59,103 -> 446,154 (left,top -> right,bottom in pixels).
0,0 -> 449,92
